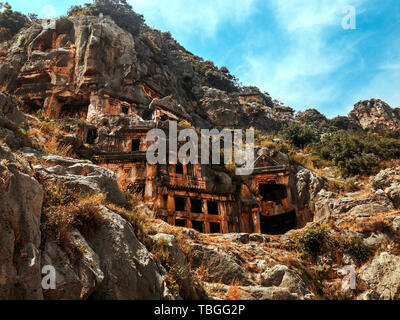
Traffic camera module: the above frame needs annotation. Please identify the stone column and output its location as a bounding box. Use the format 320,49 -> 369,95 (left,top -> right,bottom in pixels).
167,193 -> 175,225
186,197 -> 192,229
252,208 -> 261,234
219,202 -> 229,234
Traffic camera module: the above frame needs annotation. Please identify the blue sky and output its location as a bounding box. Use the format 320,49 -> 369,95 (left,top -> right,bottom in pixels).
6,0 -> 400,118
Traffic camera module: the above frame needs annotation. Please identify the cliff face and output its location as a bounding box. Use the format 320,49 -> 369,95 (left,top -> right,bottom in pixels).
349,99 -> 400,134
0,14 -> 400,301
0,16 -> 298,133
1,17 -> 193,118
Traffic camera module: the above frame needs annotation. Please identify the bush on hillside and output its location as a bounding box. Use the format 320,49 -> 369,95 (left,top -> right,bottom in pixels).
68,0 -> 144,36
311,130 -> 400,177
0,2 -> 29,42
279,123 -> 319,149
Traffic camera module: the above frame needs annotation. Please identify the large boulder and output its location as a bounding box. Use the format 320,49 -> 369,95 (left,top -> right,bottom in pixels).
0,93 -> 25,125
190,243 -> 254,286
86,207 -> 165,300
35,155 -> 127,206
385,184 -> 400,209
0,160 -> 44,299
349,99 -> 400,134
261,265 -> 313,300
314,189 -> 394,224
372,166 -> 400,190
295,167 -> 325,207
41,228 -> 104,300
359,252 -> 400,300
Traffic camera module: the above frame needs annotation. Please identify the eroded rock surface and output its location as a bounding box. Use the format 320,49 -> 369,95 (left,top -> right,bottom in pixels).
359,252 -> 400,300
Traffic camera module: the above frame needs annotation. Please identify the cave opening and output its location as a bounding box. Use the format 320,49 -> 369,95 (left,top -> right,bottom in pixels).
60,100 -> 89,119
207,201 -> 219,215
210,222 -> 221,234
122,106 -> 129,115
87,129 -> 98,144
175,197 -> 186,212
132,139 -> 141,152
175,219 -> 187,228
190,199 -> 203,213
176,163 -> 184,175
192,220 -> 204,233
161,216 -> 168,223
160,114 -> 169,122
259,182 -> 287,203
260,210 -> 297,235
23,99 -> 44,114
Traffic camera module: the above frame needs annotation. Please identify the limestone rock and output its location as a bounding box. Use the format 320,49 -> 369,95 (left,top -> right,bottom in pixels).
385,184 -> 400,209
0,162 -> 44,299
41,228 -> 104,300
152,233 -> 198,299
190,243 -> 254,286
261,265 -> 313,299
0,93 -> 25,125
35,155 -> 127,206
86,207 -> 165,300
349,99 -> 400,134
295,167 -> 325,207
359,252 -> 400,300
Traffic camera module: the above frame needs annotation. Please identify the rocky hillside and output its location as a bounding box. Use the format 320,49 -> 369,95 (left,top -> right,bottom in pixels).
1,14 -> 397,134
0,5 -> 400,301
349,99 -> 400,134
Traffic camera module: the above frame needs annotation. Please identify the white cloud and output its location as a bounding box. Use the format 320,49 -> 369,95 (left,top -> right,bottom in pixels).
379,64 -> 400,71
270,0 -> 365,32
131,0 -> 258,39
236,0 -> 369,116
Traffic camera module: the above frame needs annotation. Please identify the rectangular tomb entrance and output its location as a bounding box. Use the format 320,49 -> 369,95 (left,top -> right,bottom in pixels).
260,210 -> 297,235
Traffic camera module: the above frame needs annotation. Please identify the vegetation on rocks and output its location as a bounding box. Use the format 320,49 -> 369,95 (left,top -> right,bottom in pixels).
40,181 -> 106,243
0,2 -> 29,42
68,0 -> 144,36
294,225 -> 327,257
279,123 -> 319,149
310,130 -> 400,177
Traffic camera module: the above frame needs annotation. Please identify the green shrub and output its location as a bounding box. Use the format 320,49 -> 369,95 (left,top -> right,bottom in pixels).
298,109 -> 328,124
279,123 -> 318,149
0,2 -> 29,42
186,55 -> 239,92
342,236 -> 372,264
310,130 -> 400,177
68,0 -> 144,36
295,226 -> 327,257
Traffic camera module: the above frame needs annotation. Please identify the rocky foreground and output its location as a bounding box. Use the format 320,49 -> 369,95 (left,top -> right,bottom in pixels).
1,95 -> 399,300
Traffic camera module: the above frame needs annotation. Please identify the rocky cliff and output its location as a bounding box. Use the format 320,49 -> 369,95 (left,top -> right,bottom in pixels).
349,99 -> 400,134
0,13 -> 399,301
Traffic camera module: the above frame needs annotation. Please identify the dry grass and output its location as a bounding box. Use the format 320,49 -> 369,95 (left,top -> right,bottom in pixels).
41,181 -> 107,244
325,177 -> 361,194
226,279 -> 242,300
290,152 -> 331,178
43,136 -> 74,157
338,210 -> 399,233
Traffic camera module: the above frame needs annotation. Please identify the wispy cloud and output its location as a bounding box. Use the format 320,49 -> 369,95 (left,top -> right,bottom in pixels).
270,0 -> 365,32
379,64 -> 400,70
236,0 -> 370,116
132,0 -> 258,39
